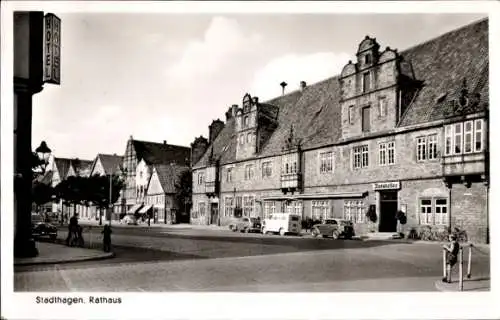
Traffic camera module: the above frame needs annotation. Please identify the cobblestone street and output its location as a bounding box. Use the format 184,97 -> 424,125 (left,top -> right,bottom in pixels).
14,228 -> 490,292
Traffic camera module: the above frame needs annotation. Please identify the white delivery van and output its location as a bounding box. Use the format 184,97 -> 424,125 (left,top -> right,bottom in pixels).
262,213 -> 302,236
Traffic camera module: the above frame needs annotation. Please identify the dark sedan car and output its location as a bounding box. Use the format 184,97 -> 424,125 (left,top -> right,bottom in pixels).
229,217 -> 262,233
31,214 -> 58,241
311,219 -> 355,239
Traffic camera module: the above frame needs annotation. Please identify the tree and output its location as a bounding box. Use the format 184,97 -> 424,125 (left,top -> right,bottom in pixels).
32,182 -> 54,214
87,174 -> 125,222
175,169 -> 192,218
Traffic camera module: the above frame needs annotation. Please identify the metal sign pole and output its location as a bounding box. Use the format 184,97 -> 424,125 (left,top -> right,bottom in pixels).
442,248 -> 447,280
467,244 -> 472,279
459,247 -> 464,291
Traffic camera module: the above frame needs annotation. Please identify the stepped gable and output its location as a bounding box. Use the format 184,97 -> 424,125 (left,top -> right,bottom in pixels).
194,18 -> 488,166
133,140 -> 191,166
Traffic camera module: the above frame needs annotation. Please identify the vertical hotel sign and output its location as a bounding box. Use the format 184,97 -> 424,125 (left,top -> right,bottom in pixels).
43,13 -> 61,84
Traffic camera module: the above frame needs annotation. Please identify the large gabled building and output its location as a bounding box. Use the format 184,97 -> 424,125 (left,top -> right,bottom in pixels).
191,18 -> 489,243
119,136 -> 191,217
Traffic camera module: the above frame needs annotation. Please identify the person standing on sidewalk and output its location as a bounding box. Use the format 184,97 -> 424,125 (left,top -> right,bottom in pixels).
442,233 -> 460,283
102,224 -> 112,252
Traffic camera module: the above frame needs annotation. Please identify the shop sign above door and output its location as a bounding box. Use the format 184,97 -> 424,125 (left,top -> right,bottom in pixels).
373,181 -> 400,190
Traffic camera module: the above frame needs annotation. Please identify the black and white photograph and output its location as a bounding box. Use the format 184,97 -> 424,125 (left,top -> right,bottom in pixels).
1,1 -> 499,319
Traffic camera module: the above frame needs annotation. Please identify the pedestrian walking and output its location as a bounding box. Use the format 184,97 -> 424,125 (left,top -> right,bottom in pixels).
102,224 -> 112,252
442,233 -> 460,283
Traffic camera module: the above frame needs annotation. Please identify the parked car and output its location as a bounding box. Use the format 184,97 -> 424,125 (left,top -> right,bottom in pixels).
31,214 -> 58,241
262,213 -> 302,236
311,219 -> 354,239
229,217 -> 262,233
121,214 -> 138,225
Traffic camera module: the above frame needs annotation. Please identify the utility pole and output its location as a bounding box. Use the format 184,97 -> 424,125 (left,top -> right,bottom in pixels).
109,173 -> 112,226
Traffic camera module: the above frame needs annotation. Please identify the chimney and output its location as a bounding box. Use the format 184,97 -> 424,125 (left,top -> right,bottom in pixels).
225,107 -> 233,121
129,135 -> 133,140
163,140 -> 167,145
209,119 -> 225,144
280,81 -> 288,96
252,97 -> 259,105
190,136 -> 209,166
300,81 -> 307,91
232,104 -> 238,117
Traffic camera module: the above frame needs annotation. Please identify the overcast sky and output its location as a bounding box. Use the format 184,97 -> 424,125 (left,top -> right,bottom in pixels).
30,12 -> 486,160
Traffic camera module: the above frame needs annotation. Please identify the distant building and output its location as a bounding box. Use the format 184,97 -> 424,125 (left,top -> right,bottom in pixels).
119,136 -> 191,219
48,157 -> 93,217
78,153 -> 124,221
144,163 -> 190,224
191,19 -> 489,243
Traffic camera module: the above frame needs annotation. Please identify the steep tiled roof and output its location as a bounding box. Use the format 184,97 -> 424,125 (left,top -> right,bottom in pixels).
194,18 -> 488,167
153,164 -> 189,194
34,170 -> 53,185
54,158 -> 72,179
98,154 -> 124,175
399,18 -> 488,126
133,140 -> 190,166
71,159 -> 93,177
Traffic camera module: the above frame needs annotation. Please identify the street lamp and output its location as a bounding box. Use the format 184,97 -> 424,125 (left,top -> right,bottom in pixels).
35,140 -> 51,174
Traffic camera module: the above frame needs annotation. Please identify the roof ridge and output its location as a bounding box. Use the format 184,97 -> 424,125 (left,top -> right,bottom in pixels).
399,17 -> 487,56
133,139 -> 190,149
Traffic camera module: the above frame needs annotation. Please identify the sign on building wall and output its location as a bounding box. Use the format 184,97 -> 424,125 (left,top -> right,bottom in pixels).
373,181 -> 400,190
43,13 -> 61,84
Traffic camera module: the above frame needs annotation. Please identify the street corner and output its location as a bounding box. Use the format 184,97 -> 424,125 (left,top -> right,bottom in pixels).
434,277 -> 490,292
14,242 -> 115,266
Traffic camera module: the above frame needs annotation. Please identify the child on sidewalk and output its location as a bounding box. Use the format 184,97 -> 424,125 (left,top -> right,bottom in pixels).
442,233 -> 460,283
102,224 -> 112,252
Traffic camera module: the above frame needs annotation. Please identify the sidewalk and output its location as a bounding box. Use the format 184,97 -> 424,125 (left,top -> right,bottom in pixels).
434,277 -> 490,292
14,241 -> 114,266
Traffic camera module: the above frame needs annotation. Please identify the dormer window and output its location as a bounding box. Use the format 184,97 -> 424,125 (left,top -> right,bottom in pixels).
365,54 -> 372,64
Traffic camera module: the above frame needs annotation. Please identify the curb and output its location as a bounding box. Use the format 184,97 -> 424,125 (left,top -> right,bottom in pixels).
14,251 -> 115,266
434,277 -> 490,292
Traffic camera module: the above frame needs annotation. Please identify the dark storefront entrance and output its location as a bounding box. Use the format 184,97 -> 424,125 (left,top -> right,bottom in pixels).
379,190 -> 398,232
210,203 -> 219,225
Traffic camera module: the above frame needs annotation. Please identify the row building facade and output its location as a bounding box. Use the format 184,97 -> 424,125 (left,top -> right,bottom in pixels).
190,19 -> 489,243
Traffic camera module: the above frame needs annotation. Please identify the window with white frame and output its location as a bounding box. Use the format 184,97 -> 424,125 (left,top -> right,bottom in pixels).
197,172 -> 204,185
262,161 -> 272,178
282,153 -> 298,174
454,122 -> 463,154
244,164 -> 254,180
417,135 -> 438,161
224,197 -> 233,217
226,167 -> 233,182
243,196 -> 255,217
419,198 -> 448,225
444,119 -> 484,156
474,119 -> 483,152
319,151 -> 334,173
445,125 -> 452,156
264,201 -> 276,218
239,134 -> 244,145
243,116 -> 249,128
379,141 -> 395,165
312,201 -> 329,220
344,200 -> 365,223
378,97 -> 387,117
427,135 -> 438,160
246,132 -> 252,143
464,120 -> 473,153
353,145 -> 369,169
379,143 -> 387,165
284,201 -> 302,216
